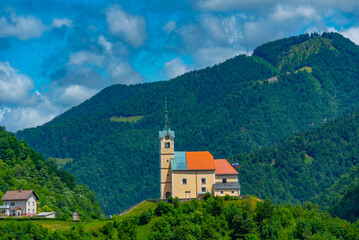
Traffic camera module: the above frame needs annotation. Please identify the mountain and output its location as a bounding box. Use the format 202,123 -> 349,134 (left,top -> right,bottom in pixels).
230,110 -> 359,221
16,32 -> 359,215
0,127 -> 105,219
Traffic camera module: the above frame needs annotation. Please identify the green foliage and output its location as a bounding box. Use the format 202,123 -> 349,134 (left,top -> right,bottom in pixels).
16,32 -> 359,216
146,197 -> 359,240
139,209 -> 153,225
231,111 -> 359,222
0,128 -> 105,220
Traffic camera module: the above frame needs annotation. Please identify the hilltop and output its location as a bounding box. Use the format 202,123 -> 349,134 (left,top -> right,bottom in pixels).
1,197 -> 358,239
16,32 -> 359,215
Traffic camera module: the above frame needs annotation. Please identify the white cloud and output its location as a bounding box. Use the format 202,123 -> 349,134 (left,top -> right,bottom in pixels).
59,84 -> 97,106
272,5 -> 319,22
0,14 -> 47,40
0,61 -> 35,105
106,4 -> 147,48
98,35 -> 113,53
163,21 -> 177,33
163,58 -> 190,79
108,62 -> 143,84
341,27 -> 359,45
194,47 -> 244,68
52,18 -> 73,28
69,51 -> 104,66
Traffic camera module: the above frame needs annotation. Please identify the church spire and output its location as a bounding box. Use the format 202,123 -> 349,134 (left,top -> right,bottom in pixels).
164,97 -> 170,131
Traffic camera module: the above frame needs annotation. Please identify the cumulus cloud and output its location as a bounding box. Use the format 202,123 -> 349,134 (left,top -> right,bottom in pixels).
0,61 -> 35,105
98,35 -> 112,53
52,18 -> 73,28
0,14 -> 47,40
271,4 -> 319,22
194,47 -> 244,68
106,4 -> 147,48
108,61 -> 143,84
163,58 -> 190,79
69,51 -> 104,66
163,21 -> 177,33
59,84 -> 97,106
341,27 -> 359,45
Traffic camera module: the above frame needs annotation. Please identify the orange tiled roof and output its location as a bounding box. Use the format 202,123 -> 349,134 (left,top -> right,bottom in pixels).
186,151 -> 215,170
214,159 -> 238,175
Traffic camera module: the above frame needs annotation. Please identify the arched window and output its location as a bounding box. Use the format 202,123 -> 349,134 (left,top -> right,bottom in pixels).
165,142 -> 170,148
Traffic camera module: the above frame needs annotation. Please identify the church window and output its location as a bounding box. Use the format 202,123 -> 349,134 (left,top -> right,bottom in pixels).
201,187 -> 207,193
201,178 -> 206,185
165,142 -> 170,148
182,178 -> 187,185
222,178 -> 227,183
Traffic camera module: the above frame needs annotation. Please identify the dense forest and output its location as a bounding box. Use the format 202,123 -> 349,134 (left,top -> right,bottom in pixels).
0,127 -> 105,219
16,32 -> 359,215
2,196 -> 358,239
231,110 -> 359,222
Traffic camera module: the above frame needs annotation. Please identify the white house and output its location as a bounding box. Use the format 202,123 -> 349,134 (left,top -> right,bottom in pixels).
1,188 -> 39,217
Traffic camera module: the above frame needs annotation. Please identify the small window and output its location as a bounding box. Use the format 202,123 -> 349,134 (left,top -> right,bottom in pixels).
222,178 -> 227,183
182,178 -> 187,185
220,190 -> 224,195
28,209 -> 30,213
167,160 -> 169,162
201,178 -> 206,185
33,202 -> 35,206
165,142 -> 170,148
5,202 -> 7,206
167,174 -> 169,177
28,201 -> 30,206
231,190 -> 235,194
201,187 -> 207,193
33,209 -> 35,213
11,202 -> 15,206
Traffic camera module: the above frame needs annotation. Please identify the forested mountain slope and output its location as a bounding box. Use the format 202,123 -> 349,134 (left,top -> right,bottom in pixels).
16,32 -> 359,215
230,111 -> 359,221
0,128 -> 105,219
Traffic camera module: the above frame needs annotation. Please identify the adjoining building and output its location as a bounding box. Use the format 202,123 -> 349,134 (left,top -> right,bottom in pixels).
159,105 -> 240,200
0,188 -> 39,217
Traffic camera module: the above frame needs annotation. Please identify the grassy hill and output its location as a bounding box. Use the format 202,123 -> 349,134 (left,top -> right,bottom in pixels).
1,197 -> 358,239
16,32 -> 359,215
0,127 -> 105,219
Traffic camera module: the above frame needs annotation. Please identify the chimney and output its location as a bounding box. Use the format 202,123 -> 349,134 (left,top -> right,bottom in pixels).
19,188 -> 23,192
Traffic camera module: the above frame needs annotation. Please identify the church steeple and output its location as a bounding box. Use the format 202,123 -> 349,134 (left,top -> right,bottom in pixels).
159,97 -> 175,199
164,97 -> 170,131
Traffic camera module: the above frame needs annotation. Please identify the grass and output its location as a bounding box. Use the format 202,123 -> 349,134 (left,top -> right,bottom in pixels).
110,115 -> 144,123
295,66 -> 313,74
305,153 -> 314,165
55,158 -> 73,168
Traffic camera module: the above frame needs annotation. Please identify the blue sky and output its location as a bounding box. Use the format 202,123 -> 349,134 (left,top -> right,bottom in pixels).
1,0 -> 359,131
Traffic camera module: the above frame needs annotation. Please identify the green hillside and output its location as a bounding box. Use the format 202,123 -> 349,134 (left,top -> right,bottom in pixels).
2,197 -> 358,239
0,127 -> 105,219
230,110 -> 359,221
16,32 -> 359,215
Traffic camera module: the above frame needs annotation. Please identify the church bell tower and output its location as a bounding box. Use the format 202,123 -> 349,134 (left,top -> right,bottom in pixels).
159,98 -> 175,199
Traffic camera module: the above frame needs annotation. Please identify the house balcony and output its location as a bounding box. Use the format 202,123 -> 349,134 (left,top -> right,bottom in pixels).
0,205 -> 10,216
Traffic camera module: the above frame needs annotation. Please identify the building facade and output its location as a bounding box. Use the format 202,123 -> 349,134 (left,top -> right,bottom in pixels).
159,114 -> 240,200
0,189 -> 39,217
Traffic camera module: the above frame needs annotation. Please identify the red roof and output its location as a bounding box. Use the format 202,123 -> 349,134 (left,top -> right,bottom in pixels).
186,151 -> 215,170
214,159 -> 238,175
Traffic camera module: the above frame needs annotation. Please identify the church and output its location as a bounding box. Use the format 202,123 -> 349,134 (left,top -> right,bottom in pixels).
159,108 -> 240,200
